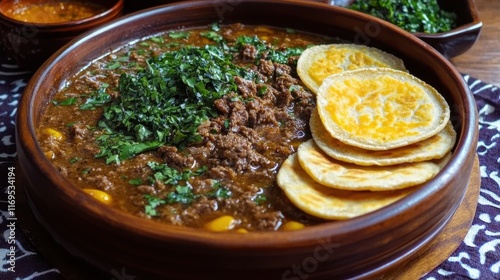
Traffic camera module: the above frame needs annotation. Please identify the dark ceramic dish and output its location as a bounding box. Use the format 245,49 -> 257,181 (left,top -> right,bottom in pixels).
329,0 -> 482,58
416,0 -> 482,58
0,0 -> 124,70
16,0 -> 479,279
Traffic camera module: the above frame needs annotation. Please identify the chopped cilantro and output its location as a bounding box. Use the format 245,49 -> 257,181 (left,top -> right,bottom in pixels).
129,178 -> 143,186
144,194 -> 166,216
349,0 -> 457,33
254,194 -> 267,205
79,85 -> 112,110
53,96 -> 78,106
168,31 -> 190,39
207,181 -> 231,199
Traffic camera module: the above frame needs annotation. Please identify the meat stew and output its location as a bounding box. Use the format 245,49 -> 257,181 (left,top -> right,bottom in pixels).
37,23 -> 339,232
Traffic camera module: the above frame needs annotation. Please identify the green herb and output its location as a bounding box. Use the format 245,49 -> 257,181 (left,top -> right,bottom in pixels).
200,31 -> 223,42
90,28 -> 306,164
95,133 -> 163,164
53,96 -> 78,106
148,162 -> 206,185
106,61 -> 121,70
69,157 -> 81,164
166,185 -> 196,204
207,181 -> 231,199
150,36 -> 165,44
254,194 -> 267,205
79,85 -> 112,110
168,31 -> 190,39
234,35 -> 305,64
257,86 -> 268,96
96,43 -> 252,161
81,168 -> 91,174
144,194 -> 166,216
349,0 -> 457,33
141,162 -> 208,212
129,178 -> 143,185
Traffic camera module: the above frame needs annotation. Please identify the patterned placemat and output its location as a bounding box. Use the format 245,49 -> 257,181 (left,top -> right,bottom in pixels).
1,57 -> 499,279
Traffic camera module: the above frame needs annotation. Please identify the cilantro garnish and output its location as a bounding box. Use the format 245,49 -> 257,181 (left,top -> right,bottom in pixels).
96,43 -> 251,162
79,85 -> 112,110
349,0 -> 456,33
87,26 -> 307,164
141,162 -> 230,215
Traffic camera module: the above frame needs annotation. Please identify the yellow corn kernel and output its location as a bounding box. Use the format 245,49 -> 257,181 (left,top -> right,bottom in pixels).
82,189 -> 112,205
235,228 -> 248,234
44,150 -> 55,159
204,215 -> 236,232
282,221 -> 305,231
44,128 -> 64,140
255,26 -> 273,33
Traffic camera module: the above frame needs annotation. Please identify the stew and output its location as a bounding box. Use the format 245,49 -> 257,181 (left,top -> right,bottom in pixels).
37,23 -> 339,232
2,1 -> 105,23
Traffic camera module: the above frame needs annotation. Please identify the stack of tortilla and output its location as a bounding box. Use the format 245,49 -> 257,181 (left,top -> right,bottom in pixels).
277,44 -> 456,220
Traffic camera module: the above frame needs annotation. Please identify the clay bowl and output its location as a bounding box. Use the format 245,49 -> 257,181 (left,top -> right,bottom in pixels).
16,0 -> 478,279
0,0 -> 124,70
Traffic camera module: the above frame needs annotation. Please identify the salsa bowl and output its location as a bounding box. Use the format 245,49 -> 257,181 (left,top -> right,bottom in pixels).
16,0 -> 478,279
0,0 -> 124,69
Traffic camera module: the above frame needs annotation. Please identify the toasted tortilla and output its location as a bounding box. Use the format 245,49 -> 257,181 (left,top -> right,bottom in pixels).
297,139 -> 451,191
316,68 -> 450,150
276,153 -> 416,220
297,44 -> 406,93
310,108 -> 456,166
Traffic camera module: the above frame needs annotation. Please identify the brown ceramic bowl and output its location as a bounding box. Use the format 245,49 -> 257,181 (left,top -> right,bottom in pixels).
16,0 -> 479,279
0,0 -> 124,70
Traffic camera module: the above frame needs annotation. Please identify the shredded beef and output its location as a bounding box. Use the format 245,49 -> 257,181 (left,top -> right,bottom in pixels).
240,44 -> 258,61
158,146 -> 195,169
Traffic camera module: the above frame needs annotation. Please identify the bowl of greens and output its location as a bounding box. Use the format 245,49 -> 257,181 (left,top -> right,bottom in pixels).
337,0 -> 482,58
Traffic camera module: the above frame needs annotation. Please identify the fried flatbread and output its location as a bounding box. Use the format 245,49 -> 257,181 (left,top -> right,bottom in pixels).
297,44 -> 406,93
310,108 -> 456,166
316,68 -> 450,150
297,139 -> 451,191
276,153 -> 416,220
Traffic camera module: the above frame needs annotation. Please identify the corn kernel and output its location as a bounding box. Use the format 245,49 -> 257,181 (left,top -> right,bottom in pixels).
83,189 -> 112,205
44,150 -> 55,159
282,221 -> 305,231
204,215 -> 236,232
235,228 -> 248,234
44,128 -> 64,140
255,26 -> 273,33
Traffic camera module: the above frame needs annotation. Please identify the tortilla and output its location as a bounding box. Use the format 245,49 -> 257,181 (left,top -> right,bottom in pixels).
297,43 -> 406,93
310,108 -> 456,166
316,68 -> 451,150
297,139 -> 451,191
276,153 -> 416,220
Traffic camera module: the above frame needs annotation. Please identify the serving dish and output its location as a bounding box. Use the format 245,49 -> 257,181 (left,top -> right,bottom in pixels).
414,0 -> 482,58
16,0 -> 479,279
0,0 -> 124,69
330,0 -> 483,58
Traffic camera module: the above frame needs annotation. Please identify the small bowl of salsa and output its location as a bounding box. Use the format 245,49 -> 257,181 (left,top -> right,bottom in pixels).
0,0 -> 124,69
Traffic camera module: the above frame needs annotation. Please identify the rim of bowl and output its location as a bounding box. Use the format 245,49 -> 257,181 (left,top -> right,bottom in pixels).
0,0 -> 124,27
19,0 -> 479,248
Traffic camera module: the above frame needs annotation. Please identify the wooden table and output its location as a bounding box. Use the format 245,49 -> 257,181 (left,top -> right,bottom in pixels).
451,0 -> 500,86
